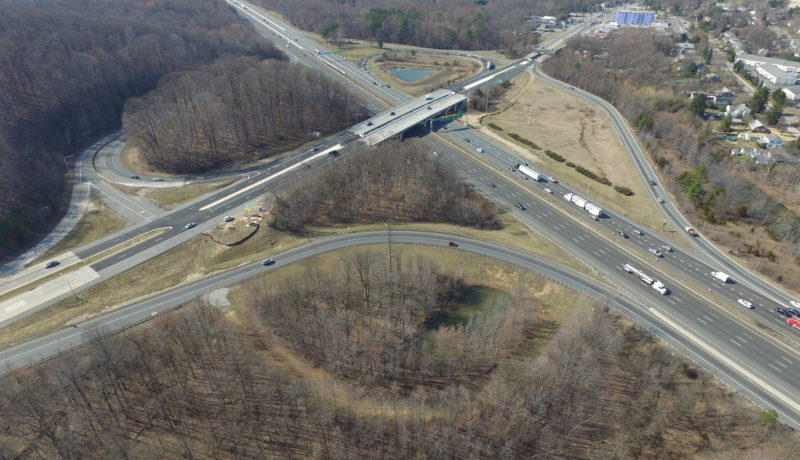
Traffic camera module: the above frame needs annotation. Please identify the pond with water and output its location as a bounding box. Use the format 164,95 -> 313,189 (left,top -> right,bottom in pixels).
387,66 -> 436,82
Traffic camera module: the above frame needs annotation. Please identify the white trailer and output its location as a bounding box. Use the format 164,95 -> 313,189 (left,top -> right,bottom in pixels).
711,271 -> 731,283
584,202 -> 603,218
570,194 -> 587,209
564,192 -> 574,201
623,263 -> 669,295
517,164 -> 543,181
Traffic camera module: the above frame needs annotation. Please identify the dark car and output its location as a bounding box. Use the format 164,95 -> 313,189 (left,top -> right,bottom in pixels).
448,242 -> 458,247
261,258 -> 275,266
130,175 -> 140,180
790,309 -> 800,317
618,232 -> 628,238
650,180 -> 657,186
777,308 -> 789,316
516,202 -> 526,211
44,260 -> 60,269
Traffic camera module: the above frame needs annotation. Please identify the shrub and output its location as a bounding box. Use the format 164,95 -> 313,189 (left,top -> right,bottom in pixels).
575,165 -> 612,185
507,132 -> 541,150
487,123 -> 503,131
614,185 -> 634,196
544,149 -> 565,162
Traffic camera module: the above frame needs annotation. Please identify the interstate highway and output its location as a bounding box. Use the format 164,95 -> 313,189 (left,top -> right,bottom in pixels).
4,230 -> 800,428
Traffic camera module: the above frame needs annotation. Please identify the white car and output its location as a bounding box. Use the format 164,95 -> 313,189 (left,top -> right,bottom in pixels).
547,176 -> 558,183
477,147 -> 484,153
648,248 -> 663,257
657,197 -> 665,203
737,298 -> 755,309
544,187 -> 553,194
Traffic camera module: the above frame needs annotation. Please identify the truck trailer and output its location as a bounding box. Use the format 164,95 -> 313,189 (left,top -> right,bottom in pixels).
584,202 -> 603,218
517,164 -> 543,181
711,271 -> 731,283
623,263 -> 669,295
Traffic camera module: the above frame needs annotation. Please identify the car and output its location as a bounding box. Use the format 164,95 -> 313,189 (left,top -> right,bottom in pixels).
516,202 -> 526,211
544,187 -> 553,194
477,147 -> 484,153
650,180 -> 657,186
618,232 -> 629,238
634,229 -> 644,236
130,175 -> 140,180
390,111 -> 396,115
737,298 -> 754,309
657,197 -> 665,204
432,151 -> 440,156
648,248 -> 663,257
791,300 -> 800,309
465,138 -> 470,142
777,307 -> 787,315
261,258 -> 275,266
152,177 -> 164,181
184,222 -> 197,229
366,121 -> 373,126
44,260 -> 60,269
448,241 -> 458,247
660,245 -> 673,252
285,44 -> 290,48
489,182 -> 497,188
547,176 -> 558,183
224,216 -> 235,222
790,309 -> 800,317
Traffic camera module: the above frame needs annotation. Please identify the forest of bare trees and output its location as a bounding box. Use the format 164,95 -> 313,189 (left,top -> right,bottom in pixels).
252,0 -> 602,52
123,57 -> 365,173
542,30 -> 800,264
0,0 -> 277,262
0,249 -> 796,457
269,140 -> 502,232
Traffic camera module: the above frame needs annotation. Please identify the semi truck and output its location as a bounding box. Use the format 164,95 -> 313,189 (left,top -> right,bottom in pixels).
623,263 -> 669,295
711,271 -> 731,283
516,164 -> 543,181
563,193 -> 603,218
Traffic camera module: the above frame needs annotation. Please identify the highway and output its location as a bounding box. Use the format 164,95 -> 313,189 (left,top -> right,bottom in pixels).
4,230 -> 800,428
3,0 -> 800,428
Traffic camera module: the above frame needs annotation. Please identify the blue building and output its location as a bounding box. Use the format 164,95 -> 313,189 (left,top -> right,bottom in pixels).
615,11 -> 655,25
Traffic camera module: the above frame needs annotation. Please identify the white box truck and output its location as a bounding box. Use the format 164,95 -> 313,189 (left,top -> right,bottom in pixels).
570,194 -> 587,209
584,202 -> 603,218
711,271 -> 731,283
517,164 -> 543,181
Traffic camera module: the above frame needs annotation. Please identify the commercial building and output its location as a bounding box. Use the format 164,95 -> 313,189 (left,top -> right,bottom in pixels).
614,11 -> 655,26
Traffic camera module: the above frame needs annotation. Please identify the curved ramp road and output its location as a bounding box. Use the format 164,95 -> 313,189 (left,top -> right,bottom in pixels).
2,230 -> 800,427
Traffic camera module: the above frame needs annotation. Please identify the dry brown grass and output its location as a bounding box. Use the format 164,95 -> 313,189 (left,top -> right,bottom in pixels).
480,76 -> 673,232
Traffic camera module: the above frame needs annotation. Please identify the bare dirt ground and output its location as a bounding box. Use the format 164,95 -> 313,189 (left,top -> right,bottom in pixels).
480,74 -> 673,232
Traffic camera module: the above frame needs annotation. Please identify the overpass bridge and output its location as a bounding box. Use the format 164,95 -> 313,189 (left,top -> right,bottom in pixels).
351,88 -> 466,145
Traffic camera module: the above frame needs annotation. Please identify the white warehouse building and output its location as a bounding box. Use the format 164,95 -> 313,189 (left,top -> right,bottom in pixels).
757,64 -> 796,86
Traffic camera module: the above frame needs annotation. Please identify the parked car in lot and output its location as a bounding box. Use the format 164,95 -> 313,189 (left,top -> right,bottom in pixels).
184,222 -> 197,229
448,241 -> 458,247
261,258 -> 275,266
224,216 -> 235,222
44,260 -> 60,269
737,298 -> 754,309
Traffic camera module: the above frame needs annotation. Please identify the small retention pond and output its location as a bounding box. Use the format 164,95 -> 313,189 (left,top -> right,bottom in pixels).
387,66 -> 436,82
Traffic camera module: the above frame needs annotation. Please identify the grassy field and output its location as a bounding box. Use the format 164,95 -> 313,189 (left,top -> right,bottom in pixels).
137,179 -> 237,209
480,76 -> 674,234
30,199 -> 128,266
0,208 -> 598,349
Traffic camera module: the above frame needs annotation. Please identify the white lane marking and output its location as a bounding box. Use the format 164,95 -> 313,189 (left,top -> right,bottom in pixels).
696,317 -> 708,325
736,336 -> 748,343
650,307 -> 800,411
667,299 -> 676,305
769,363 -> 783,373
729,339 -> 742,348
776,361 -> 788,368
782,357 -> 793,364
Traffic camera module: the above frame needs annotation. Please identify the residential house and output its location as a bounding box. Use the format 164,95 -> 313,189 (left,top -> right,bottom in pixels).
759,133 -> 784,148
749,120 -> 771,133
727,103 -> 751,118
731,148 -> 774,164
712,87 -> 736,105
787,126 -> 800,138
738,133 -> 760,141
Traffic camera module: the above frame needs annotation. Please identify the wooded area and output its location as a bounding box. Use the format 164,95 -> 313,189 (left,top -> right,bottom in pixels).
0,251 -> 796,457
543,30 -> 800,272
124,57 -> 364,173
252,0 -> 601,52
269,140 -> 502,232
0,0 -> 275,261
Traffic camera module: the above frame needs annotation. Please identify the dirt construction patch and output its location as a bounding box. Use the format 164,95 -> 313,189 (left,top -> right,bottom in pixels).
482,77 -> 671,231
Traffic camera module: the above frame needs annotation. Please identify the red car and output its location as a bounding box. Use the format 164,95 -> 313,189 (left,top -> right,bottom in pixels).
448,242 -> 458,247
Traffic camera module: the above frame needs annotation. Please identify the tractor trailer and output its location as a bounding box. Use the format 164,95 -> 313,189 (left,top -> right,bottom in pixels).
623,263 -> 669,295
563,193 -> 604,218
516,164 -> 543,181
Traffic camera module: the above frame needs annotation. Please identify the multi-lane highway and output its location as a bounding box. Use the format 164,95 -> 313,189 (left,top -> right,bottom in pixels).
4,0 -> 800,428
